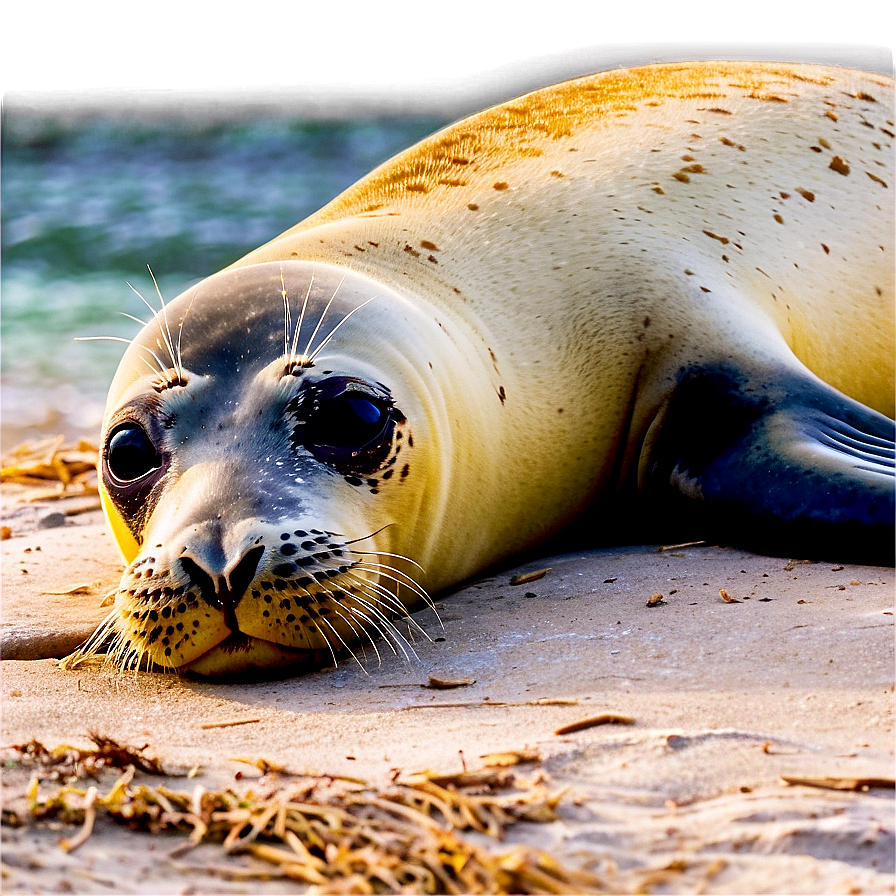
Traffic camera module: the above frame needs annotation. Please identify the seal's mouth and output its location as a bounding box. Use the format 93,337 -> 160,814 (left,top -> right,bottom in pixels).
180,632 -> 329,681
63,526 -> 432,680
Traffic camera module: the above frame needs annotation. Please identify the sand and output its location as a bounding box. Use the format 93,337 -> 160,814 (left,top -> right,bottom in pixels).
1,485 -> 893,894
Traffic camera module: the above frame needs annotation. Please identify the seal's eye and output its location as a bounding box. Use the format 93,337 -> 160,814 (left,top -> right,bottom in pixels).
106,423 -> 163,484
309,395 -> 389,449
295,377 -> 397,474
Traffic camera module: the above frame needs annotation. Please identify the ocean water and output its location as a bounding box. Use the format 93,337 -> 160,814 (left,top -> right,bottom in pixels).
1,112 -> 447,449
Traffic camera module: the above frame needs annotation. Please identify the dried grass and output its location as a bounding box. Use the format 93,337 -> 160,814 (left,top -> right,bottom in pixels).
1,436 -> 99,500
5,736 -> 611,894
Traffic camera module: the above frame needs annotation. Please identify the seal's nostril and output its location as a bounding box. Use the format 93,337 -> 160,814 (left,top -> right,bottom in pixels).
179,557 -> 217,606
227,546 -> 265,602
180,546 -> 264,633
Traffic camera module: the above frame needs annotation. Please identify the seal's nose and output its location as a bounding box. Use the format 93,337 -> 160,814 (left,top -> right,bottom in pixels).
180,545 -> 265,632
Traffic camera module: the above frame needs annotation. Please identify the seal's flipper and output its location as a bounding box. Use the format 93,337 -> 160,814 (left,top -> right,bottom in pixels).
643,366 -> 895,565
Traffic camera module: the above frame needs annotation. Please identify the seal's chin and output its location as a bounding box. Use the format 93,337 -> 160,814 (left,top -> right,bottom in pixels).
180,632 -> 329,681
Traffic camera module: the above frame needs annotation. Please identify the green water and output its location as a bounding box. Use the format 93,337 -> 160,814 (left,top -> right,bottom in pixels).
1,113 -> 447,447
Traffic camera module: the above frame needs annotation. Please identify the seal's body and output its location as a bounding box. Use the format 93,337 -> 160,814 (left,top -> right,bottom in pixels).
89,63 -> 895,678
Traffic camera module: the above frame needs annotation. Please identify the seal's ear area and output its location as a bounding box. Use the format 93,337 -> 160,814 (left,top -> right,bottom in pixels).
643,366 -> 895,565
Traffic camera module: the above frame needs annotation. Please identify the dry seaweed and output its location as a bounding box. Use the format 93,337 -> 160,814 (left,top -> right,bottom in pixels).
423,676 -> 476,690
509,569 -> 551,586
6,732 -> 168,777
781,774 -> 895,792
0,436 -> 99,499
9,738 -> 609,894
554,715 -> 635,736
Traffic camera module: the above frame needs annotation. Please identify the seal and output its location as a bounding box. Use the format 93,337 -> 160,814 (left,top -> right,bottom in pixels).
80,62 -> 895,679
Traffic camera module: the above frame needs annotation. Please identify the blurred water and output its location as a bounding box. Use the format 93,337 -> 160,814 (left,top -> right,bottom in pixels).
1,113 -> 447,449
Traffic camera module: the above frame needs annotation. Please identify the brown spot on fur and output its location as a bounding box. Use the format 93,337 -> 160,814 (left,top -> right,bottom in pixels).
420,240 -> 440,251
796,188 -> 815,202
703,230 -> 730,245
286,63 -> 872,229
749,92 -> 788,102
821,243 -> 830,254
493,181 -> 509,191
672,172 -> 690,183
866,172 -> 888,188
467,203 -> 479,211
773,214 -> 784,224
825,110 -> 838,121
829,156 -> 850,176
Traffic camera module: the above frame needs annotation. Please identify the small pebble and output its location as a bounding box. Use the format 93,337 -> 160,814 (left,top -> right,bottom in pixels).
38,512 -> 66,530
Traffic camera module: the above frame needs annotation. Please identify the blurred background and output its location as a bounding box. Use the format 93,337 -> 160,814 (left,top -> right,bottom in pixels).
1,0 -> 892,450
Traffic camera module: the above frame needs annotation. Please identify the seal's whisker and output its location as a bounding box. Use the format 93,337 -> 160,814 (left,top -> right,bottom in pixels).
351,559 -> 431,604
313,606 -> 368,673
343,570 -> 410,615
174,290 -> 198,378
338,607 -> 385,665
352,561 -> 439,624
301,273 -> 347,361
345,593 -> 419,662
342,576 -> 431,656
340,586 -> 406,649
288,274 -> 316,367
315,583 -> 372,644
146,265 -> 183,381
280,267 -> 291,362
120,312 -> 150,327
303,611 -> 342,670
322,592 -> 386,665
76,336 -> 170,378
347,545 -> 426,575
125,645 -> 146,677
343,571 -> 433,639
61,608 -> 119,669
306,296 -> 377,365
346,604 -> 409,664
295,276 -> 313,363
109,633 -> 140,673
127,278 -> 178,379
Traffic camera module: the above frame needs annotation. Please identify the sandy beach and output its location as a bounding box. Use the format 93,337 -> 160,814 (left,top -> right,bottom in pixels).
1,474 -> 893,894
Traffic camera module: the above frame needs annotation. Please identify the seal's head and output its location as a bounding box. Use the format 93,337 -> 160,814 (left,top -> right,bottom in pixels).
90,261 -> 454,678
